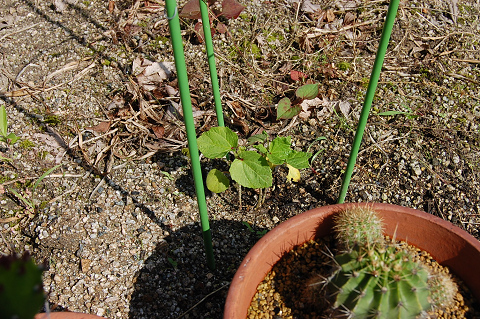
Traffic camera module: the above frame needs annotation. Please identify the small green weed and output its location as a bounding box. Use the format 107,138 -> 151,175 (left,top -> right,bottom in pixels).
167,257 -> 178,268
43,115 -> 61,126
8,164 -> 62,212
0,105 -> 20,147
277,83 -> 319,120
0,105 -> 20,162
338,61 -> 351,71
242,221 -> 268,238
19,139 -> 35,149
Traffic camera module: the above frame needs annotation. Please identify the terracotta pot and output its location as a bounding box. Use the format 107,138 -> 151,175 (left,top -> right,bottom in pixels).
34,313 -> 104,319
224,203 -> 480,318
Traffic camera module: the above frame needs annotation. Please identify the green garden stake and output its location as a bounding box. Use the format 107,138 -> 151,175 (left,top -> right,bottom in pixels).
338,0 -> 400,204
165,0 -> 215,270
199,0 -> 225,127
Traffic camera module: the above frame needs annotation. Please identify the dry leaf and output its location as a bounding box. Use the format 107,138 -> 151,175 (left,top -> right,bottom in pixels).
325,9 -> 335,22
221,0 -> 245,19
217,22 -> 227,34
165,84 -> 178,97
179,0 -> 202,19
286,164 -> 301,182
0,217 -> 18,223
108,0 -> 115,13
337,101 -> 351,119
343,12 -> 356,25
85,121 -> 112,133
152,125 -> 165,139
299,97 -> 324,120
316,97 -> 334,120
301,0 -> 321,13
290,70 -> 308,81
106,95 -> 125,110
227,101 -> 245,118
133,57 -> 175,91
33,133 -> 66,150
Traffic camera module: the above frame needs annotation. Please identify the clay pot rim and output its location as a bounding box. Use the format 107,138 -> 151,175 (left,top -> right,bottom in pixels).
224,202 -> 480,319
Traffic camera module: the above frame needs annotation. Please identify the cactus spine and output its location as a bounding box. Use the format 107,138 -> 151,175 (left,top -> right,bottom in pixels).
0,253 -> 45,319
318,207 -> 458,319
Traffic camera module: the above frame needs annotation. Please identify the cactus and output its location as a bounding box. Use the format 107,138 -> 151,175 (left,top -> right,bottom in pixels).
311,207 -> 459,319
329,244 -> 431,318
333,207 -> 384,249
0,253 -> 45,319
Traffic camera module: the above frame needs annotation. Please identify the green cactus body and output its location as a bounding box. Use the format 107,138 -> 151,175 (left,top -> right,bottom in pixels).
0,254 -> 45,319
333,207 -> 384,249
330,245 -> 431,319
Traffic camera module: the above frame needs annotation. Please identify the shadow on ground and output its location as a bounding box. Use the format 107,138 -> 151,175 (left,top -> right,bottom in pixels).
128,220 -> 265,319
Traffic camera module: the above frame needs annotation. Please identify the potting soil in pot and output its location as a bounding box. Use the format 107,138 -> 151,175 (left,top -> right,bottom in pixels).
247,237 -> 480,319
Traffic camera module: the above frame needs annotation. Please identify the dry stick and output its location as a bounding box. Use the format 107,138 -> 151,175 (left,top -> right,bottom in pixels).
306,19 -> 380,38
0,174 -> 84,187
0,22 -> 42,41
175,284 -> 228,319
3,60 -> 96,97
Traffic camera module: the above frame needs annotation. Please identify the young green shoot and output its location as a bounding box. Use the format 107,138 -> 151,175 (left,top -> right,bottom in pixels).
277,83 -> 319,120
8,164 -> 62,212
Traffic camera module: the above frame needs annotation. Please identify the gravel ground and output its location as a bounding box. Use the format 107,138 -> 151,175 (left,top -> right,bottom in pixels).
1,0 -> 480,318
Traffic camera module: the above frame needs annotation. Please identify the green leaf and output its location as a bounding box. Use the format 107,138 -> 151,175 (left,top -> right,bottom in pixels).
253,144 -> 268,155
296,83 -> 318,100
285,150 -> 312,169
6,133 -> 19,144
167,257 -> 178,268
230,151 -> 272,189
197,126 -> 238,158
242,221 -> 254,233
8,188 -> 34,209
32,164 -> 62,194
247,131 -> 268,144
268,136 -> 292,165
276,97 -> 301,120
377,110 -> 408,116
0,105 -> 7,137
206,169 -> 230,193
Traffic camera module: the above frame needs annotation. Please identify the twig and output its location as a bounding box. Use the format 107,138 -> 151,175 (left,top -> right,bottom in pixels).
278,116 -> 297,135
175,284 -> 228,319
305,19 -> 380,39
89,177 -> 106,200
450,58 -> 480,64
0,174 -> 83,187
0,22 -> 42,41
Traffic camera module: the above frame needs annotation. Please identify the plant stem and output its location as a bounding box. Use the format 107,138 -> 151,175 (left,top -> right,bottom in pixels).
238,183 -> 242,208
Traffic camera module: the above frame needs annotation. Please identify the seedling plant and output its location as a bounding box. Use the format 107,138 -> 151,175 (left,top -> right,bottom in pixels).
197,126 -> 312,207
8,164 -> 62,214
277,83 -> 319,120
0,105 -> 20,162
